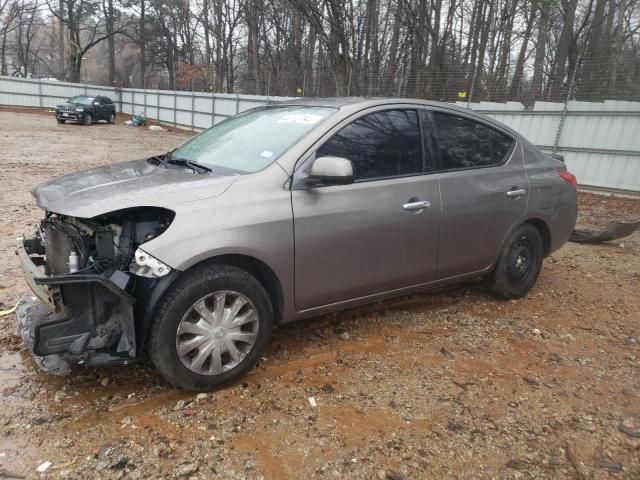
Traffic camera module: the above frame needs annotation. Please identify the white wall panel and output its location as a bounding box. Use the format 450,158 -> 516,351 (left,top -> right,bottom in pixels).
1,75 -> 638,192
158,107 -> 174,123
175,93 -> 192,111
193,96 -> 213,115
158,93 -> 174,109
194,112 -> 213,129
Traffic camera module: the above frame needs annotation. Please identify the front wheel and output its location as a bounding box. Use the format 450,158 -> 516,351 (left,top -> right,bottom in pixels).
108,113 -> 115,124
83,114 -> 92,126
491,223 -> 543,299
148,264 -> 273,390
56,118 -> 65,124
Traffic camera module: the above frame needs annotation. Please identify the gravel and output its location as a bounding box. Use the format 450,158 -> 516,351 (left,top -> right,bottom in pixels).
0,111 -> 639,478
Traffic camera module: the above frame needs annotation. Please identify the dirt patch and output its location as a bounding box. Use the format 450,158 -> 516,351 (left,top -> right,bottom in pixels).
0,112 -> 639,479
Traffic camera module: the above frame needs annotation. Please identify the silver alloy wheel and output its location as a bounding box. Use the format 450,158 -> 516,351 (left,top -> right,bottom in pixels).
176,290 -> 259,375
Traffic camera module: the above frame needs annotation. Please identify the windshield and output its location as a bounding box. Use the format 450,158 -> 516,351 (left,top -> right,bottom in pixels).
68,96 -> 95,105
170,106 -> 335,174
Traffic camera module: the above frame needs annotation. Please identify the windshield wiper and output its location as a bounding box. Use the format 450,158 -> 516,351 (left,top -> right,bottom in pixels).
167,157 -> 213,173
148,152 -> 171,167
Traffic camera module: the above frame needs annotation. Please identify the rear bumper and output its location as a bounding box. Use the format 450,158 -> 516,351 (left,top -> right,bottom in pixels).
15,236 -> 138,374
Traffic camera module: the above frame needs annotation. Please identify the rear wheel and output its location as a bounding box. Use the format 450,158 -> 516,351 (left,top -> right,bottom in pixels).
148,264 -> 273,390
83,114 -> 92,126
491,223 -> 543,299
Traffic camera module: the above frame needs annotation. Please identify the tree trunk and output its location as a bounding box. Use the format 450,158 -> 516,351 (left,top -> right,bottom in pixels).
140,0 -> 146,88
580,0 -> 606,99
106,0 -> 115,84
1,27 -> 8,76
58,0 -> 64,78
509,4 -> 536,100
548,0 -> 578,101
495,0 -> 517,100
383,0 -> 402,95
471,0 -> 493,100
531,2 -> 549,101
214,0 -> 224,91
247,0 -> 263,94
202,0 -> 212,88
408,0 -> 428,97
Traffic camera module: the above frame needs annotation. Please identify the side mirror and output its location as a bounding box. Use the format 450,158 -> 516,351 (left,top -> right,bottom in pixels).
308,156 -> 354,186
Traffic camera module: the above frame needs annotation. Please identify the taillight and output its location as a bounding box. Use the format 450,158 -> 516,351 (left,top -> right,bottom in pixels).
558,170 -> 577,189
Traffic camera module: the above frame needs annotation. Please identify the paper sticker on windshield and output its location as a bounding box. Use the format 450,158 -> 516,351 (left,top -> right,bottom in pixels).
259,150 -> 274,158
277,114 -> 323,125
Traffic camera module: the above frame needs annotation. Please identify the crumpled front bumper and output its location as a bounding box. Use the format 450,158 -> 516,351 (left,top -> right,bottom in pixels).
15,236 -> 138,375
16,295 -> 72,374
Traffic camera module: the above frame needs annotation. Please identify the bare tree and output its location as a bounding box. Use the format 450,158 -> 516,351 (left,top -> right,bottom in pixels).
47,0 -> 126,81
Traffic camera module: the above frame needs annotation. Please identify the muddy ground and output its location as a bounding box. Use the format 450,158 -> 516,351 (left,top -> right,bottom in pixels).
0,110 -> 639,479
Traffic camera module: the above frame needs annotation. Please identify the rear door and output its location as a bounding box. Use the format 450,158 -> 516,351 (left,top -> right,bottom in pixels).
103,97 -> 115,117
98,97 -> 109,120
291,107 -> 441,311
427,110 -> 528,278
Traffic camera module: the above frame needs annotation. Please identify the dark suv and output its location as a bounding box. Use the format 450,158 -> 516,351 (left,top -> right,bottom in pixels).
56,95 -> 116,125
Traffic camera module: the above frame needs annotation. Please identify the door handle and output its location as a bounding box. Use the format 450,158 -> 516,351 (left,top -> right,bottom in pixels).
403,200 -> 431,211
506,188 -> 526,198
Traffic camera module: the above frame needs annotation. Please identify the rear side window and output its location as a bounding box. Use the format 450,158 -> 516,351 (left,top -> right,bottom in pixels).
317,109 -> 423,181
433,112 -> 514,170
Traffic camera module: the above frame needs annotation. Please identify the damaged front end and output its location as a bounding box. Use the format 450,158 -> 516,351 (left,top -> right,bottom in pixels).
16,207 -> 176,374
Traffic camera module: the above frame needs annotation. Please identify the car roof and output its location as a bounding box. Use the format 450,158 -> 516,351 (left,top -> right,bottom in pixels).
276,96 -> 467,112
273,97 -> 521,138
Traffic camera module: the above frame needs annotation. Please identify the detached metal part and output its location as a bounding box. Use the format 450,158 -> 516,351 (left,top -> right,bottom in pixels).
130,248 -> 172,278
569,220 -> 640,244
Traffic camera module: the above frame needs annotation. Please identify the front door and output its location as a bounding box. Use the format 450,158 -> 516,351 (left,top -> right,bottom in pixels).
291,108 -> 441,311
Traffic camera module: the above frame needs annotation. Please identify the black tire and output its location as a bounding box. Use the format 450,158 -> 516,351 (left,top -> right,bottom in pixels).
108,113 -> 115,124
148,264 -> 273,391
491,223 -> 544,299
56,118 -> 65,124
83,114 -> 92,126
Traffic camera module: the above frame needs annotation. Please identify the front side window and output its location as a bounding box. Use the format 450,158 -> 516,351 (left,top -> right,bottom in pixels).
170,106 -> 335,174
317,109 -> 423,181
433,112 -> 515,170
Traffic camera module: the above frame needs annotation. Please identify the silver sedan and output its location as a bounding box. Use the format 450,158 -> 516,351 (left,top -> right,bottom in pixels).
17,98 -> 577,390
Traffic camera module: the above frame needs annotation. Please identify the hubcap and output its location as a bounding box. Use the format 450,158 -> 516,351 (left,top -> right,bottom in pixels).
176,290 -> 259,375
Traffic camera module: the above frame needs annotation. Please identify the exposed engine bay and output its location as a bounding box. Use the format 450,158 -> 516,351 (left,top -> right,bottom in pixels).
35,208 -> 173,277
16,207 -> 176,374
